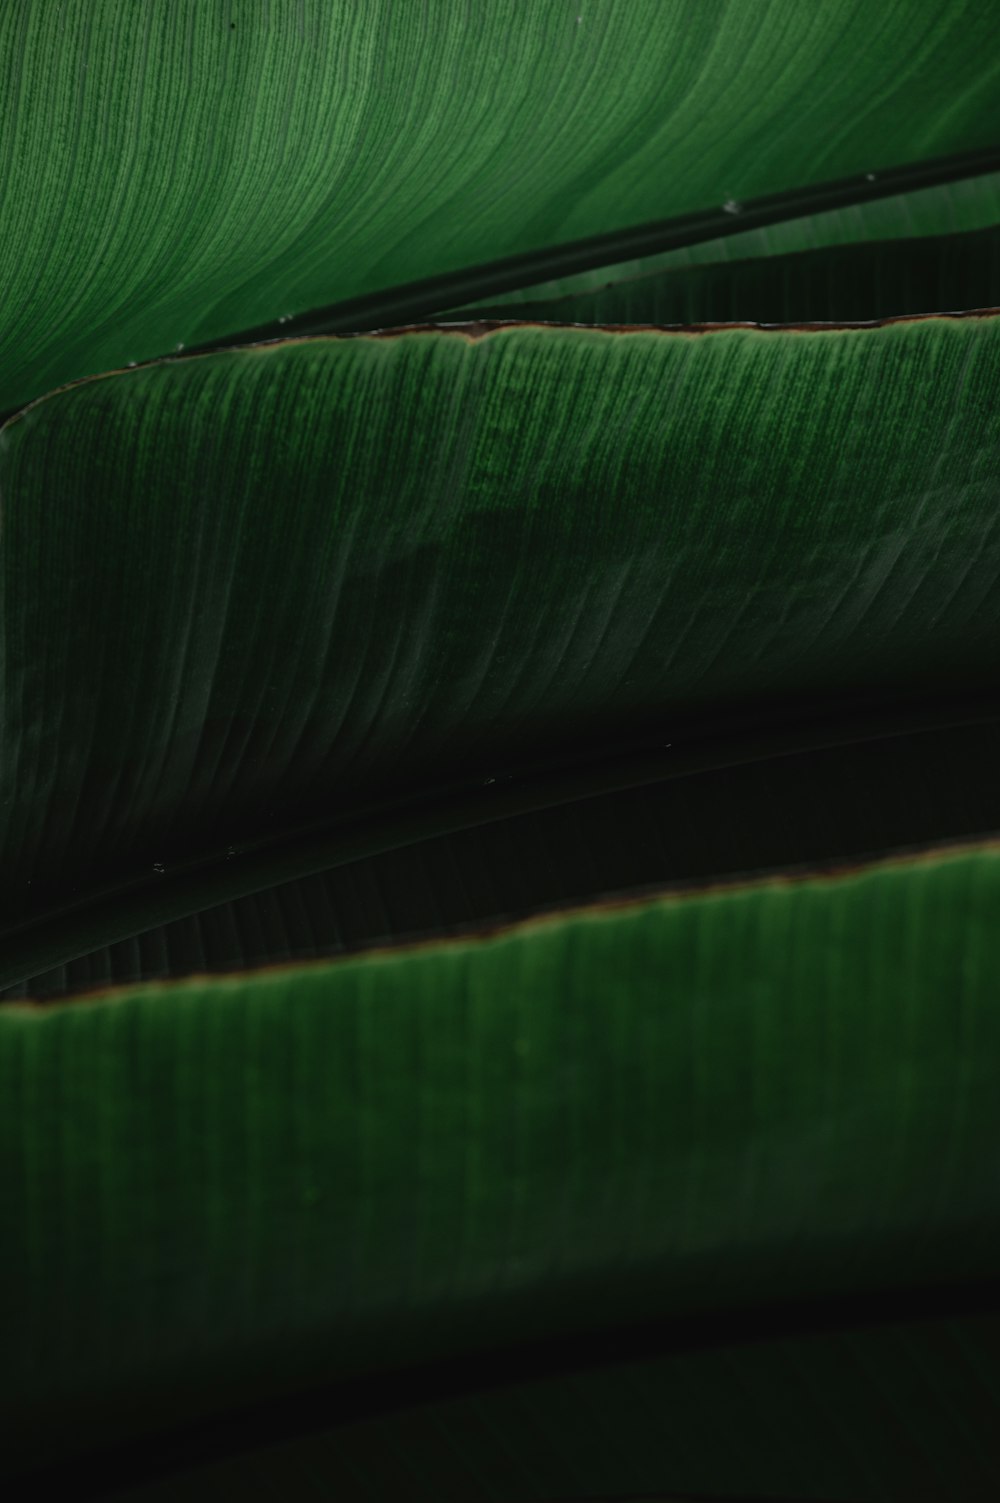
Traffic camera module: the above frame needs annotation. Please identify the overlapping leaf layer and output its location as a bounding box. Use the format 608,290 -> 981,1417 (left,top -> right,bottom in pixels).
2,0 -> 1000,407
3,3 -> 1000,1496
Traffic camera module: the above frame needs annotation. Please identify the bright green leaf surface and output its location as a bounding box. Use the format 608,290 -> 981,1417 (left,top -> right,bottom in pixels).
2,0 -> 1000,409
4,839 -> 1000,1470
2,318 -> 999,916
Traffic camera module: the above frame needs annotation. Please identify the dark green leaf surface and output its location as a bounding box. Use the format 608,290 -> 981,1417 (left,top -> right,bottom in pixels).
4,838 -> 1000,1473
3,318 -> 999,924
4,2 -> 1000,1496
2,0 -> 1000,409
447,226 -> 1000,328
4,715 -> 1000,1003
449,168 -> 1000,317
50,1304 -> 1000,1502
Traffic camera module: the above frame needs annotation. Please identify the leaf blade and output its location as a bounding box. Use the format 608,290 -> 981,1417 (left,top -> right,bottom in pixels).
3,0 -> 1000,407
3,317 -> 1000,916
4,838 -> 1000,1471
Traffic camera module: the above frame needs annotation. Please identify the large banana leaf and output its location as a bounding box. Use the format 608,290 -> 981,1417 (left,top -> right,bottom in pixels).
3,2 -> 1000,1499
3,317 -> 998,917
6,839 -> 1000,1481
2,0 -> 1000,408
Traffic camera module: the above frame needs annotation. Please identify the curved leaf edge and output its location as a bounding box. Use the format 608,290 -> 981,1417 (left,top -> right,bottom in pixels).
8,828 -> 1000,1016
4,150 -> 1000,429
3,304 -> 999,433
3,686 -> 999,996
175,143 -> 1000,363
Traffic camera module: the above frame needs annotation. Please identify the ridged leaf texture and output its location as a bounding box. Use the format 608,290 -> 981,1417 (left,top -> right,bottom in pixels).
3,2 -> 1000,1498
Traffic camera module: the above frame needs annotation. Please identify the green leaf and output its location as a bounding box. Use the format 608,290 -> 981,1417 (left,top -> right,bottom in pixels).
6,6 -> 1000,1493
5,847 -> 998,1478
2,317 -> 999,934
448,169 -> 1000,316
4,714 -> 1000,1002
5,838 -> 1000,1473
33,1303 -> 1000,1501
3,0 -> 1000,408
